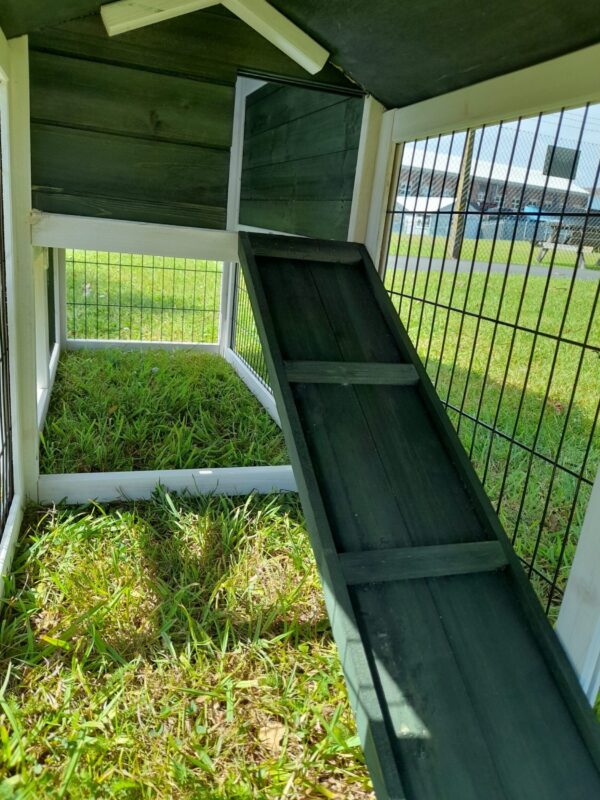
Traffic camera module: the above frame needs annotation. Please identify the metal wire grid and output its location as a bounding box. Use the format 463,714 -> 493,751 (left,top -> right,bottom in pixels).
66,250 -> 223,343
0,129 -> 14,531
47,250 -> 56,349
383,104 -> 600,615
232,265 -> 271,388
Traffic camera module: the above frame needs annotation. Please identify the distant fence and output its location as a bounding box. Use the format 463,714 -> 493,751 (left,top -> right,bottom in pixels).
66,250 -> 223,344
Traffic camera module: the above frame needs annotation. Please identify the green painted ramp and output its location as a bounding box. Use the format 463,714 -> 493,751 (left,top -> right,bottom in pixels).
238,233 -> 600,800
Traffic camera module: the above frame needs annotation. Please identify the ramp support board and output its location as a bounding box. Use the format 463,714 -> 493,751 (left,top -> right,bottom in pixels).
239,232 -> 600,800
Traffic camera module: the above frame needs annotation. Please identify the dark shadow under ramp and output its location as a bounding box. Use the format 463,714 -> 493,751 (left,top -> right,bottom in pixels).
239,232 -> 600,800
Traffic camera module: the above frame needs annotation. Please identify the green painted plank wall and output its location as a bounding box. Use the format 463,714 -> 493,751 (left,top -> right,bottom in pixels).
240,84 -> 363,239
28,9 -> 357,230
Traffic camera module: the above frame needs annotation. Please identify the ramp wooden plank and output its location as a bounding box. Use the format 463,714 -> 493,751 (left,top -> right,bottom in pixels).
340,541 -> 507,584
238,232 -> 600,800
285,361 -> 419,385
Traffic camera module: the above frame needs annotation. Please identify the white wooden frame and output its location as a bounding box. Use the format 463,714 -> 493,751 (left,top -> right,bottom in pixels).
363,40 -> 600,702
365,42 -> 600,266
0,34 -> 37,595
38,465 -> 295,505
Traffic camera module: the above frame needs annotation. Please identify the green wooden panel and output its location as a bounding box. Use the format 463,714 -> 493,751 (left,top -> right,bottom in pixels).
243,96 -> 362,169
244,83 -> 360,139
27,10 -> 355,91
31,190 -> 226,229
340,541 -> 507,584
241,149 -> 359,201
31,125 -> 228,226
285,361 -> 419,385
240,83 -> 362,239
29,51 -> 234,149
239,199 -> 353,240
238,232 -> 600,799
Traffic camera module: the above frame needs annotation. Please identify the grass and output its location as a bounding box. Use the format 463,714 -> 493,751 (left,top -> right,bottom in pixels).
387,264 -> 600,612
66,251 -> 222,343
0,493 -> 373,799
40,351 -> 287,474
388,233 -> 600,270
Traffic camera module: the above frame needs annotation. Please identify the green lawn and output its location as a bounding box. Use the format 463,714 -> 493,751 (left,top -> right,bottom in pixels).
40,350 -> 286,474
387,233 -> 600,270
66,251 -> 222,343
387,265 -> 600,612
0,495 -> 373,799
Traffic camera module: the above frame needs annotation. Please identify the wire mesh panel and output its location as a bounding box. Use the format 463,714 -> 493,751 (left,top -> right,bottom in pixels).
66,250 -> 223,343
232,265 -> 270,387
383,103 -> 600,616
0,128 -> 13,530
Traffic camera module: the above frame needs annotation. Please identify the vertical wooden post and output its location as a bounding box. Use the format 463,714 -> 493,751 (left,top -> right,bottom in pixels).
364,109 -> 397,270
556,466 -> 600,704
6,37 -> 39,500
55,248 -> 67,350
348,96 -> 384,244
446,128 -> 475,259
220,77 -> 264,355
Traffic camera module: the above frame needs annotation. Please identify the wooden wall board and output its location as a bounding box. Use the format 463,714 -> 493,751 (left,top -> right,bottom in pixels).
30,51 -> 234,148
27,8 -> 358,230
240,83 -> 362,238
238,231 -> 600,799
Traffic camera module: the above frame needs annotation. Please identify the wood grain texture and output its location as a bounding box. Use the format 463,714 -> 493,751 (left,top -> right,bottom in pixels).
238,232 -> 600,799
30,50 -> 234,148
285,361 -> 419,385
240,83 -> 362,239
31,125 -> 228,229
340,541 -> 507,584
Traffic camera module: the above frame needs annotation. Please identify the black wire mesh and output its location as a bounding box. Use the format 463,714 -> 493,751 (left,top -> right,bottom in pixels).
383,104 -> 600,616
232,265 -> 271,388
66,250 -> 223,343
47,250 -> 56,349
0,128 -> 14,530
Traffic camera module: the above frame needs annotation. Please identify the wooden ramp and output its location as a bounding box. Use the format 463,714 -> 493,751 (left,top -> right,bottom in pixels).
238,233 -> 600,800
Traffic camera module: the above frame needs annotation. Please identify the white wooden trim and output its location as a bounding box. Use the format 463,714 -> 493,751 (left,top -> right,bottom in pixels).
224,347 -> 279,425
38,466 -> 296,504
33,246 -> 50,398
364,109 -> 396,265
66,339 -> 220,353
6,38 -> 38,500
348,96 -> 384,244
222,0 -> 329,75
556,466 -> 600,704
391,43 -> 600,144
220,77 -> 264,353
37,343 -> 60,431
0,496 -> 24,602
31,212 -> 239,263
55,248 -> 67,350
101,0 -> 218,36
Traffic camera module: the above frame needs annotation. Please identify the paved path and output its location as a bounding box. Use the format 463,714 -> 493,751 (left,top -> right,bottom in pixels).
386,255 -> 600,281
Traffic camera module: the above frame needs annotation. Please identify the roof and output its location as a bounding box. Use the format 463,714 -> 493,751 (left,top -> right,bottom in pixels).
1,1 -> 600,108
401,144 -> 590,195
396,196 -> 456,212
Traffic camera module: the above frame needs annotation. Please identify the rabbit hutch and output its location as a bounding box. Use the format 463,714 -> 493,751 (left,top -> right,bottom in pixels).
0,2 -> 599,798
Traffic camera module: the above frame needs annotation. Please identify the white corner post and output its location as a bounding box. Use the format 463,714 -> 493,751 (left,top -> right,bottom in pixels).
6,37 -> 38,501
556,467 -> 600,704
348,95 -> 385,244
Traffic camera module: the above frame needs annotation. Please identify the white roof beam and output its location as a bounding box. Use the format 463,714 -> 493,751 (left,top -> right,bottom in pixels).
222,0 -> 329,75
101,0 -> 220,37
101,0 -> 330,74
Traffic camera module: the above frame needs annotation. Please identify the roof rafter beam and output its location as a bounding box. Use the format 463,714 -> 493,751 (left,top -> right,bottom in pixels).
101,0 -> 330,74
101,1 -> 219,36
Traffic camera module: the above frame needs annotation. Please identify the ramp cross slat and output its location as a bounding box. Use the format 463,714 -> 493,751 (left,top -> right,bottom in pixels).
285,361 -> 419,385
340,541 -> 508,584
239,232 -> 600,800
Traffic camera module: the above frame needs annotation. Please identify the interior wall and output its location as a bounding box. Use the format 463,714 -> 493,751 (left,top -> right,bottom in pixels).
240,83 -> 363,239
28,8 -> 356,230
